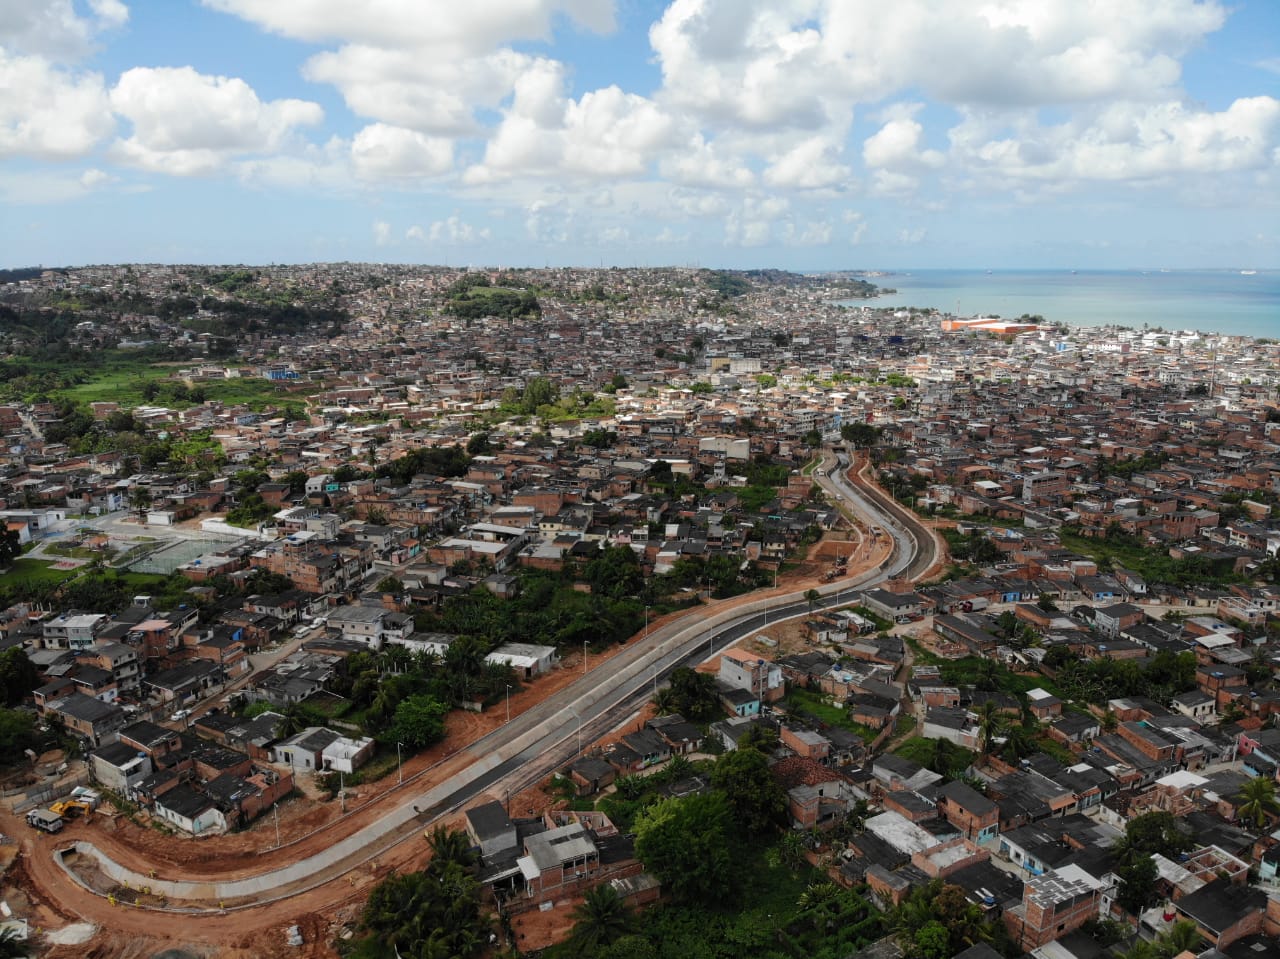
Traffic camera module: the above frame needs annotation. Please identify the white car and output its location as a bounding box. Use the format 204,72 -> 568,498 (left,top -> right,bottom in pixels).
170,709 -> 191,722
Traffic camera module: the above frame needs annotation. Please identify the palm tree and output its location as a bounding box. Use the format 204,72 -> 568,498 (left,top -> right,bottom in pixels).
1155,920 -> 1204,959
426,825 -> 478,870
570,883 -> 634,952
973,699 -> 1005,755
1236,775 -> 1280,829
805,588 -> 821,613
651,685 -> 679,715
796,881 -> 842,932
1119,939 -> 1158,959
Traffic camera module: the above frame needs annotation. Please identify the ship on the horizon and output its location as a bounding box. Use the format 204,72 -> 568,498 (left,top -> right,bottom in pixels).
1240,269 -> 1257,275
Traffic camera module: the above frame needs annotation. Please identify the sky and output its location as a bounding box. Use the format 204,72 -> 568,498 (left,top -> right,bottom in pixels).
2,0 -> 1279,270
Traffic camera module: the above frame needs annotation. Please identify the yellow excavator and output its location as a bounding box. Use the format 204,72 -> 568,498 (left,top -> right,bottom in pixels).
49,799 -> 93,820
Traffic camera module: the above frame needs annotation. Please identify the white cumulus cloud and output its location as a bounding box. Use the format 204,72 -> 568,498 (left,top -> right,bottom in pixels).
0,49 -> 114,159
109,66 -> 323,175
351,123 -> 452,179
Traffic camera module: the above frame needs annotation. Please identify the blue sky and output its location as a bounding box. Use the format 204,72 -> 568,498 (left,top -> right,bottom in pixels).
2,0 -> 1278,269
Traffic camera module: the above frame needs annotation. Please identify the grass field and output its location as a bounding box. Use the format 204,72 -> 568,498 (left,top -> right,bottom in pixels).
4,557 -> 82,586
61,365 -> 318,411
785,688 -> 881,743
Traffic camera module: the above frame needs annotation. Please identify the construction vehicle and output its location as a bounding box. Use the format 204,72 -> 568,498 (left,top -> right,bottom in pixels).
50,799 -> 93,819
25,809 -> 64,833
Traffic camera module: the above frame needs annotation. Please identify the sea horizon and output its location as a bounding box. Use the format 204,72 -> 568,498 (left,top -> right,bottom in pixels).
839,268 -> 1278,340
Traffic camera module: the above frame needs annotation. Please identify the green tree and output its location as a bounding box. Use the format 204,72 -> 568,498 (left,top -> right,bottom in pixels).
664,667 -> 722,723
0,647 -> 38,706
0,527 -> 20,567
1114,811 -> 1193,861
840,422 -> 882,448
1114,851 -> 1159,914
805,588 -> 821,613
1154,920 -> 1204,959
600,936 -> 656,959
354,855 -> 488,959
973,699 -> 1005,755
0,708 -> 37,765
388,695 -> 448,748
1236,775 -> 1280,829
633,792 -> 733,903
426,825 -> 478,870
569,883 -> 634,954
914,921 -> 951,959
710,746 -> 786,834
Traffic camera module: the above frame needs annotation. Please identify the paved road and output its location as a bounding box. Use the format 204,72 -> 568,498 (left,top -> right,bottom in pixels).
56,449 -> 931,907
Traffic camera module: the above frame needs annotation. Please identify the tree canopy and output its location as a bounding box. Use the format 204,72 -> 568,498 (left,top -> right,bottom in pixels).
633,792 -> 733,903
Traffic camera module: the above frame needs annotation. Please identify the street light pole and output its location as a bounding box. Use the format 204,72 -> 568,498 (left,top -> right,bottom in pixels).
505,684 -> 511,723
273,802 -> 280,848
396,741 -> 404,785
583,639 -> 588,676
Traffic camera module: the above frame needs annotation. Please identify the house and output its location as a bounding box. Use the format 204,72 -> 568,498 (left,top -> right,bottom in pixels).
646,714 -> 703,755
717,647 -> 785,703
872,754 -> 943,793
922,706 -> 980,749
619,728 -> 670,769
517,821 -> 601,902
153,782 -> 225,836
934,780 -> 999,842
1173,878 -> 1273,949
271,726 -> 375,774
485,642 -> 558,679
566,756 -> 617,796
90,740 -> 152,797
1004,864 -> 1104,951
465,800 -> 517,861
44,692 -> 125,747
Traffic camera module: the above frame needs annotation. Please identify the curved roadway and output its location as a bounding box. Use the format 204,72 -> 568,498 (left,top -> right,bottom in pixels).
56,449 -> 939,908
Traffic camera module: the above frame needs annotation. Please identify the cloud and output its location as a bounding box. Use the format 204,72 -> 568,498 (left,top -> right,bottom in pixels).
466,66 -> 678,183
724,195 -> 790,247
206,0 -> 615,139
660,135 -> 754,189
0,0 -> 128,59
782,218 -> 832,246
427,216 -> 491,244
372,220 -> 392,246
0,167 -> 116,204
650,0 -> 1228,131
763,136 -> 853,190
0,49 -> 114,159
202,0 -> 614,50
109,66 -> 323,175
79,167 -> 114,188
351,123 -> 452,179
862,104 -> 945,172
951,96 -> 1280,183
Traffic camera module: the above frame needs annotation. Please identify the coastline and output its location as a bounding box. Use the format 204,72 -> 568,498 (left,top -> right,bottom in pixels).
836,269 -> 1277,340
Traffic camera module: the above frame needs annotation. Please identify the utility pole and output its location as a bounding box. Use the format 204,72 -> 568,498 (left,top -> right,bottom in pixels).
396,741 -> 404,785
273,803 -> 280,848
583,639 -> 588,676
505,684 -> 511,723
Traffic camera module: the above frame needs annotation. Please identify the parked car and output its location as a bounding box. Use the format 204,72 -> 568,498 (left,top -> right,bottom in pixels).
170,709 -> 191,722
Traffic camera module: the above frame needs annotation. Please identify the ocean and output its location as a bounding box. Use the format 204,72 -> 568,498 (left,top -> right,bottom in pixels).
839,269 -> 1279,339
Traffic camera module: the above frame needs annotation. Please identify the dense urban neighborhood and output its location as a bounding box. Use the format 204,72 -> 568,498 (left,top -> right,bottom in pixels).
0,263 -> 1278,959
